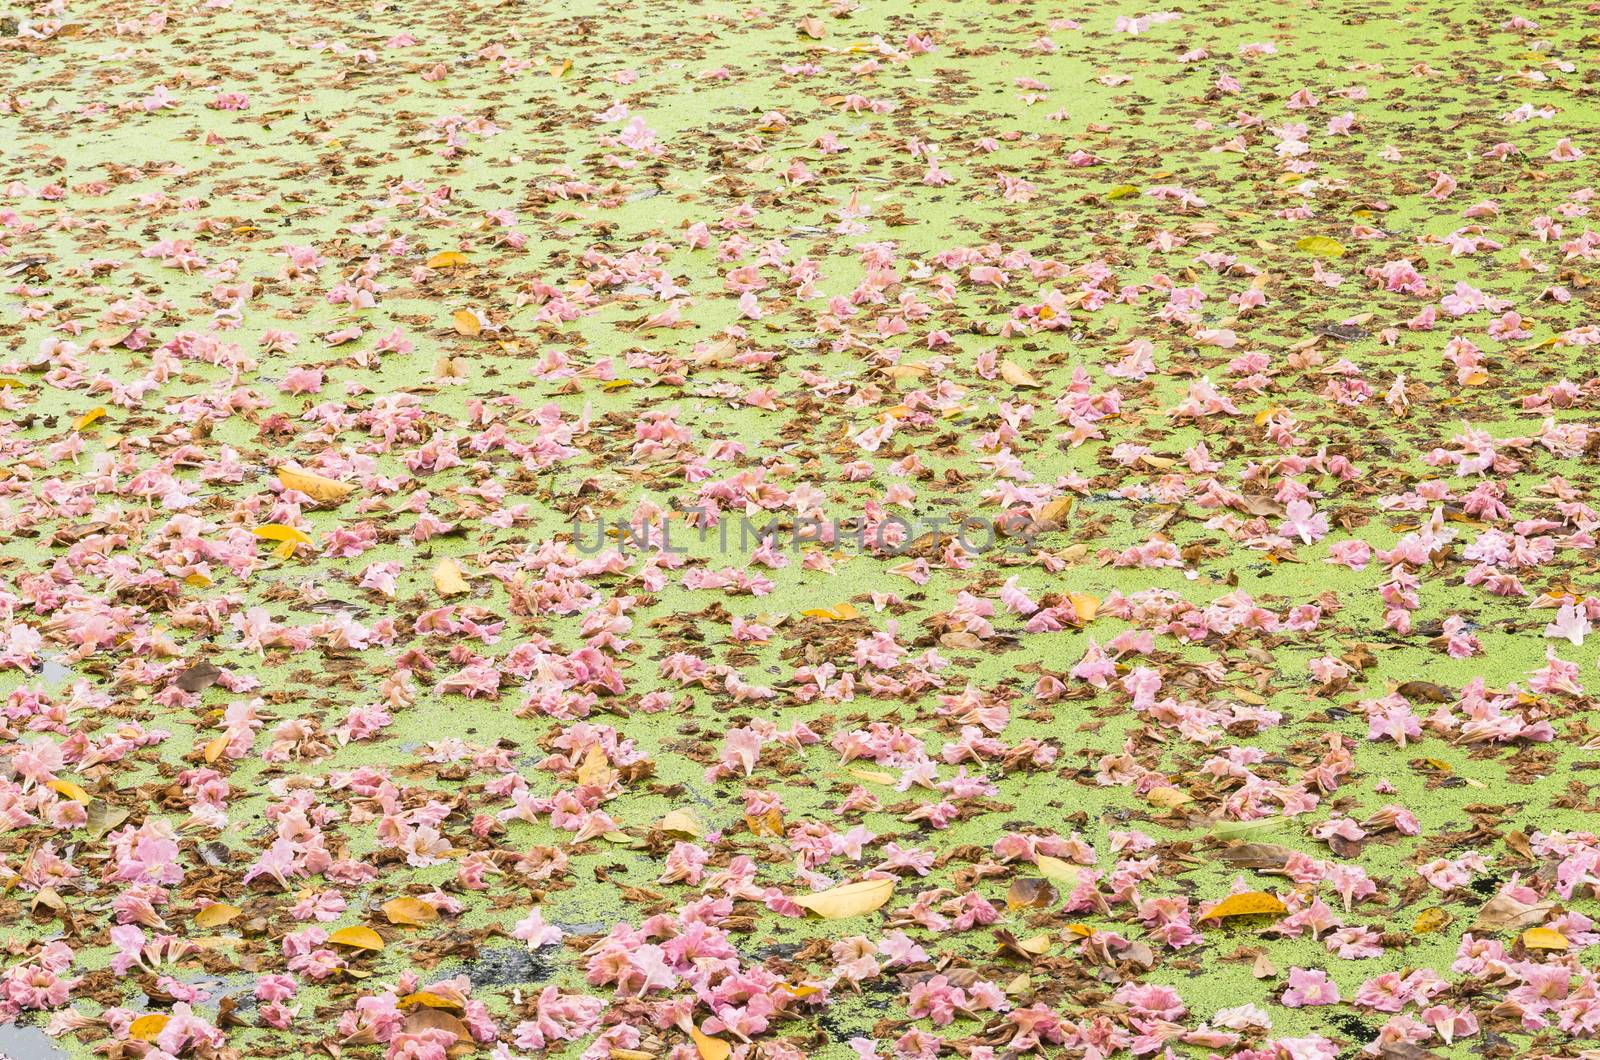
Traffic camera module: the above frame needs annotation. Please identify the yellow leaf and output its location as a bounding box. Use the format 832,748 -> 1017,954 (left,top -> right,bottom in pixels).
426,251 -> 468,268
196,903 -> 242,928
252,524 -> 312,546
1462,370 -> 1489,386
1522,926 -> 1570,951
1035,854 -> 1082,887
792,877 -> 896,919
847,768 -> 897,785
1146,786 -> 1194,809
1295,235 -> 1346,258
452,308 -> 483,336
129,1014 -> 170,1042
1000,360 -> 1042,388
185,572 -> 213,588
1016,932 -> 1052,955
46,779 -> 90,805
1036,496 -> 1073,526
1254,406 -> 1284,426
327,925 -> 385,951
1067,592 -> 1100,624
203,735 -> 229,764
432,558 -> 470,597
691,1028 -> 732,1060
660,809 -> 705,837
276,466 -> 354,504
383,897 -> 439,927
1204,891 -> 1288,920
400,991 -> 464,1011
603,379 -> 636,390
74,407 -> 107,430
745,808 -> 785,836
1105,184 -> 1138,200
575,745 -> 613,787
1412,907 -> 1453,933
880,363 -> 929,382
801,602 -> 858,621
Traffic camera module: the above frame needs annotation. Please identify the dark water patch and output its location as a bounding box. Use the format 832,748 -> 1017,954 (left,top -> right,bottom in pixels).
463,946 -> 555,989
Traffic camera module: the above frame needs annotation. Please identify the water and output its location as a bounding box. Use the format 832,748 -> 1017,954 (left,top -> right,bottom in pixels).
0,1022 -> 68,1060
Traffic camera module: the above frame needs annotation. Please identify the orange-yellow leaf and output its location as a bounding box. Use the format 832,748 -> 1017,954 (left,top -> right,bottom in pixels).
691,1028 -> 732,1060
426,251 -> 468,269
46,779 -> 90,805
451,308 -> 483,336
1068,592 -> 1100,624
129,1014 -> 170,1042
252,524 -> 312,546
327,925 -> 385,951
800,602 -> 858,621
74,407 -> 107,430
276,466 -> 354,504
1204,891 -> 1288,921
575,745 -> 613,787
1522,926 -> 1570,951
745,808 -> 785,836
383,897 -> 439,927
203,735 -> 229,764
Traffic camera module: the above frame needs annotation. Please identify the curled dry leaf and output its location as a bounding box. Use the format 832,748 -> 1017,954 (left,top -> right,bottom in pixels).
1006,877 -> 1058,910
1468,894 -> 1557,934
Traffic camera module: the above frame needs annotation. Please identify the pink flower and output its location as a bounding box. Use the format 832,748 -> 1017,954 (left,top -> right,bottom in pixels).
1282,967 -> 1339,1007
511,907 -> 563,949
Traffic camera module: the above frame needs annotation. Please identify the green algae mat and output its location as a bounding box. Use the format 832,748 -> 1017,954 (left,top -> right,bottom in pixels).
3,0 -> 1600,1058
